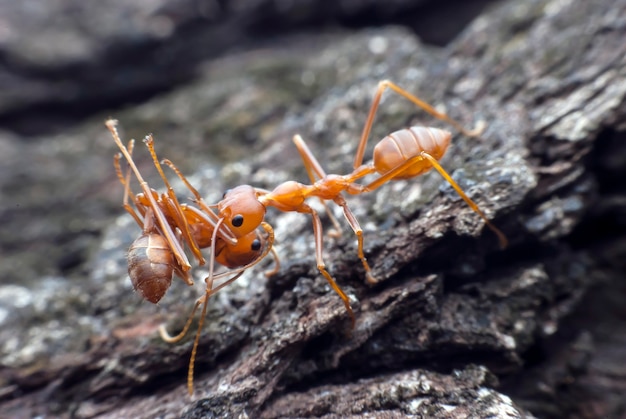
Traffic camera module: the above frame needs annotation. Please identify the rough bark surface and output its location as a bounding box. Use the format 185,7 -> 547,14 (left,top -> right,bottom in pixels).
0,0 -> 624,418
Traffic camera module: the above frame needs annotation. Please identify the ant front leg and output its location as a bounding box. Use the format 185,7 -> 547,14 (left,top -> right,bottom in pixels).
353,80 -> 485,168
157,269 -> 244,396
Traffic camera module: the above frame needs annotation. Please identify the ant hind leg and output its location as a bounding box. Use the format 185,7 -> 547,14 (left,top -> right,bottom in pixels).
353,80 -> 486,169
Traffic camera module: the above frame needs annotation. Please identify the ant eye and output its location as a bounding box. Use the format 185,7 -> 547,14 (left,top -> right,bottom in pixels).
222,189 -> 232,199
251,239 -> 261,251
232,214 -> 244,227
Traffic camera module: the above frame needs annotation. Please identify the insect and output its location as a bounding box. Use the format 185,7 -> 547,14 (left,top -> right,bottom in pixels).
106,120 -> 278,394
105,78 -> 507,395
209,80 -> 508,328
106,120 -> 276,297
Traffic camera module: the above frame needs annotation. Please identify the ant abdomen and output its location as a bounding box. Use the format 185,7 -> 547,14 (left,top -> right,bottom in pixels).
127,232 -> 174,303
373,126 -> 451,179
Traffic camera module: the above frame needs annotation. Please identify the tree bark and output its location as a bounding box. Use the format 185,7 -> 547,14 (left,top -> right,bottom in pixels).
0,0 -> 624,417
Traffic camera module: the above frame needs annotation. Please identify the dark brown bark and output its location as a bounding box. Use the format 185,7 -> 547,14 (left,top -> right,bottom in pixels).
0,0 -> 624,417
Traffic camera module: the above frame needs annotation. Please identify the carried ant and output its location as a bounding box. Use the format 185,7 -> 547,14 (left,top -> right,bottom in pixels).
106,120 -> 278,394
106,79 -> 507,395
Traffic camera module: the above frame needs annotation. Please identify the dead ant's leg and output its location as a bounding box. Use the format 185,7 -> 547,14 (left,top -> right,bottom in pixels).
113,149 -> 144,227
158,268 -> 246,343
144,135 -> 205,265
161,272 -> 241,396
158,298 -> 204,343
359,152 -> 507,248
114,139 -> 153,225
353,80 -> 485,168
106,120 -> 193,279
303,205 -> 356,327
178,204 -> 236,248
292,134 -> 343,235
332,195 -> 376,284
122,140 -> 137,207
161,158 -> 237,245
113,139 -> 139,206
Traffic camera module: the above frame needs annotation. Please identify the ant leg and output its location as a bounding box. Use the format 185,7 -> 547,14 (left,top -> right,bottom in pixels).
418,152 -> 508,249
333,195 -> 376,284
161,158 -> 237,245
293,135 -> 326,179
121,140 -> 138,209
359,151 -> 507,248
183,223 -> 280,394
113,139 -> 139,206
292,135 -> 343,236
305,205 -> 356,327
186,216 -> 227,395
353,80 -> 485,169
144,135 -> 205,265
357,154 -> 428,193
113,149 -> 144,227
184,220 -> 276,394
114,139 -> 153,226
158,298 -> 203,343
106,120 -> 193,278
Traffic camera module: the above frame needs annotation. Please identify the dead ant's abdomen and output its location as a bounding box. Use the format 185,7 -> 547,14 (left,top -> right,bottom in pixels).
373,126 -> 451,180
127,232 -> 174,303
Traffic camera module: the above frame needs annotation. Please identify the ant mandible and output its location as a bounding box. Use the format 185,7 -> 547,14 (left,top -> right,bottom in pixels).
106,120 -> 279,394
213,80 -> 508,327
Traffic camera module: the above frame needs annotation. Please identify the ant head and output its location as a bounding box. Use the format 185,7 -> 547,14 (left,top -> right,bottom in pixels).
218,185 -> 266,236
214,231 -> 264,268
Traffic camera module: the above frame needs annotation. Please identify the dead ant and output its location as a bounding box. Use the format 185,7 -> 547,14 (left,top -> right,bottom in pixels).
210,80 -> 508,329
106,119 -> 277,297
106,120 -> 278,394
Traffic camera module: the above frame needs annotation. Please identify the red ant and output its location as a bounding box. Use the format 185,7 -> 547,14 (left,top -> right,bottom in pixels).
106,79 -> 507,395
209,80 -> 507,328
106,120 -> 278,394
